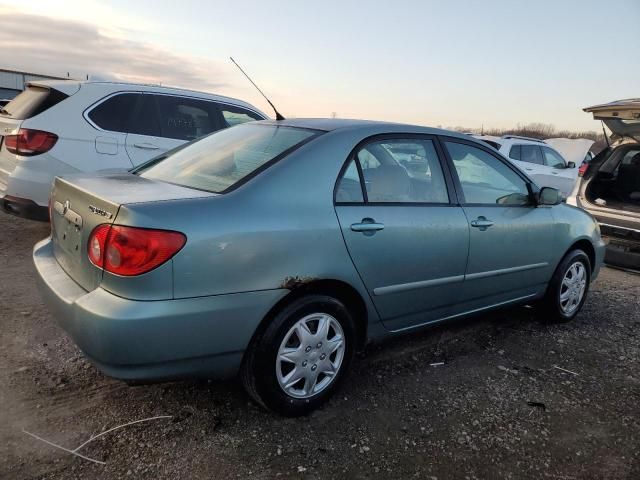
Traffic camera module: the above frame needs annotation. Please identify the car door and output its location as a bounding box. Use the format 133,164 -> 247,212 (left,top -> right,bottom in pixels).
442,139 -> 555,313
334,135 -> 470,331
541,146 -> 575,196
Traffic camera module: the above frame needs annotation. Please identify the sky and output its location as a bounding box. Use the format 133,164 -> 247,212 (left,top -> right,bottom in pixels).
1,0 -> 638,131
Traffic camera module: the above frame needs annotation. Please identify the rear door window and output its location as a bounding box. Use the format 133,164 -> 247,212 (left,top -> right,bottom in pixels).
509,145 -> 521,160
335,159 -> 364,203
219,104 -> 264,127
154,95 -> 222,141
88,93 -> 139,133
351,138 -> 449,203
128,94 -> 160,137
520,145 -> 544,165
2,86 -> 68,119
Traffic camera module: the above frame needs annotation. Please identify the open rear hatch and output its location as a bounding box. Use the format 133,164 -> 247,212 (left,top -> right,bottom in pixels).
50,173 -> 215,291
584,99 -> 640,143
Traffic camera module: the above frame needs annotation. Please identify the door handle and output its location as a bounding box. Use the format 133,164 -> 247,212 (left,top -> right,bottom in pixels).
525,168 -> 533,171
133,142 -> 159,150
551,171 -> 559,175
470,216 -> 494,231
351,218 -> 384,235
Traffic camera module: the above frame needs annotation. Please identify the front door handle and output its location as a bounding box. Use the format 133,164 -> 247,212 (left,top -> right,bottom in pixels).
133,142 -> 159,150
470,216 -> 494,231
351,218 -> 384,235
525,168 -> 533,171
551,171 -> 559,175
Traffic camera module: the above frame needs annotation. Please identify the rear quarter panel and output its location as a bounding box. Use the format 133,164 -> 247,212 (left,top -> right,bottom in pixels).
114,129 -> 382,324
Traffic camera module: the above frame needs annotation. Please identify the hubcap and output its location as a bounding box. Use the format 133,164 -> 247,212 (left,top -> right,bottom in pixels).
276,313 -> 345,399
559,261 -> 587,315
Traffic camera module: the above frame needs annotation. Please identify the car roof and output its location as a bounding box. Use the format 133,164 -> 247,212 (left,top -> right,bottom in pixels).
27,79 -> 268,117
257,118 -> 473,139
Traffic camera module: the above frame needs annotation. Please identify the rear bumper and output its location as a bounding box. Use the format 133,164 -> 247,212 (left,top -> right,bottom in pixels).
33,238 -> 287,381
1,194 -> 49,221
571,197 -> 639,271
601,225 -> 640,270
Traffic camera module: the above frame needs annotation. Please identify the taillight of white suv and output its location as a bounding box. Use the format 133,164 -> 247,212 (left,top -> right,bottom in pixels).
4,128 -> 58,156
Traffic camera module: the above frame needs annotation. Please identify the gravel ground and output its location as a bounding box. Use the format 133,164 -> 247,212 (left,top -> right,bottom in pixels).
0,212 -> 638,480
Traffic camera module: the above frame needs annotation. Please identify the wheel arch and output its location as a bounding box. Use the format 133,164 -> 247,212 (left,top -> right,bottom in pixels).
567,238 -> 596,273
246,279 -> 370,356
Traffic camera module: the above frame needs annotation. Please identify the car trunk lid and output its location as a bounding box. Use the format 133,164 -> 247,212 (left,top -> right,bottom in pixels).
50,173 -> 216,291
584,99 -> 640,143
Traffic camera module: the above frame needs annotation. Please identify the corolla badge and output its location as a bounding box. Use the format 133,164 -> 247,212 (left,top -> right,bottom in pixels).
88,205 -> 113,219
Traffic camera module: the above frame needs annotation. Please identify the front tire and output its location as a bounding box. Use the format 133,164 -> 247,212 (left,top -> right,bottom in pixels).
241,295 -> 356,416
540,249 -> 591,323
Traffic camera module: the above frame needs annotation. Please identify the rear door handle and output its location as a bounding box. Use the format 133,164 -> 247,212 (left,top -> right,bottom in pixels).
470,217 -> 494,231
525,168 -> 533,171
351,218 -> 384,235
133,142 -> 159,150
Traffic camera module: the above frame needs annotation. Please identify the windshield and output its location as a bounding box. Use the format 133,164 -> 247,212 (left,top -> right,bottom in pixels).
137,123 -> 320,193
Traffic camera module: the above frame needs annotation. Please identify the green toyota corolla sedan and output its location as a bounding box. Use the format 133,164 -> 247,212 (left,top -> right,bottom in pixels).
34,119 -> 605,416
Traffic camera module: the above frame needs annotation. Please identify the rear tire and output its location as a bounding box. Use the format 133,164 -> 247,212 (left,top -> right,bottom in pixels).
241,295 -> 356,416
539,249 -> 591,323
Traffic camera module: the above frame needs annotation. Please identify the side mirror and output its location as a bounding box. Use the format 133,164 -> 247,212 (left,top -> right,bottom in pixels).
538,187 -> 562,206
567,161 -> 576,169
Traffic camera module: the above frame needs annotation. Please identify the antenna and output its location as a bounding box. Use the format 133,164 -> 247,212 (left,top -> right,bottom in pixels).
230,57 -> 285,121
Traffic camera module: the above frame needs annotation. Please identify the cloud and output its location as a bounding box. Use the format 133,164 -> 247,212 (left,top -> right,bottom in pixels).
0,7 -> 231,93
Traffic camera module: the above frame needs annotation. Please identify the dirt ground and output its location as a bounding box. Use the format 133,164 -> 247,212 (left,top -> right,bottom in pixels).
0,212 -> 638,480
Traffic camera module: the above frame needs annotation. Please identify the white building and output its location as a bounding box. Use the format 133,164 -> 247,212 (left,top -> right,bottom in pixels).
0,68 -> 70,100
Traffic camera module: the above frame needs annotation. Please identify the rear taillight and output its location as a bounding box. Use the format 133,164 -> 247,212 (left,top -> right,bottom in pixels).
4,128 -> 58,156
578,164 -> 588,177
88,224 -> 186,276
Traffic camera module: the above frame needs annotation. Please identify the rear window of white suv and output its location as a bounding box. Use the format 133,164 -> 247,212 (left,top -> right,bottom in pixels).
1,86 -> 68,119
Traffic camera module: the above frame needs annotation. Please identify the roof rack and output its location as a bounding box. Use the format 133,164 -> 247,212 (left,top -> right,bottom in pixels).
501,135 -> 546,144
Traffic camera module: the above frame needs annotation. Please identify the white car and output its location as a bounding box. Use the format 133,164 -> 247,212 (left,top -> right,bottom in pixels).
473,135 -> 578,196
0,80 -> 268,221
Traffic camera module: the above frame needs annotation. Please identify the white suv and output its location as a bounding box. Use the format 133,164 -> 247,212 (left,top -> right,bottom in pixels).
473,135 -> 577,196
0,80 -> 267,221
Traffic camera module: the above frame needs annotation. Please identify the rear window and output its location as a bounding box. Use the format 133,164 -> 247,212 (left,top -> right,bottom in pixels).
137,123 -> 320,193
1,86 -> 68,119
